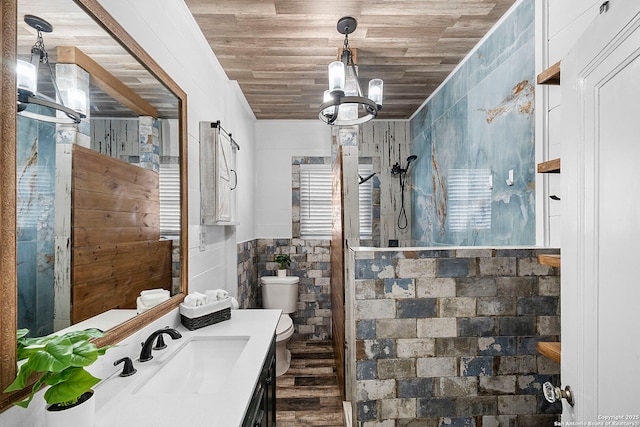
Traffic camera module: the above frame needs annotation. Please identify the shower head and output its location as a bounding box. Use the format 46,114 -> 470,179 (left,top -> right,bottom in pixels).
392,155 -> 418,176
405,155 -> 418,169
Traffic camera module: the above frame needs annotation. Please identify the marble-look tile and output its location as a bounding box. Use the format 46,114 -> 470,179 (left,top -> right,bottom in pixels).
410,0 -> 535,246
16,111 -> 57,336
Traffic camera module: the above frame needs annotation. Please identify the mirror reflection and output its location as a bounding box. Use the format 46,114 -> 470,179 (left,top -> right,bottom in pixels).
16,0 -> 181,336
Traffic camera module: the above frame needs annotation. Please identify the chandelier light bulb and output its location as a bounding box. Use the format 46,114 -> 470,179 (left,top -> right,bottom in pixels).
17,60 -> 38,94
322,90 -> 336,117
62,88 -> 88,115
328,61 -> 345,92
368,79 -> 384,106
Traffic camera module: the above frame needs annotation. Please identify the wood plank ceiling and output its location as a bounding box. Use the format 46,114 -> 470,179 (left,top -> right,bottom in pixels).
184,0 -> 517,120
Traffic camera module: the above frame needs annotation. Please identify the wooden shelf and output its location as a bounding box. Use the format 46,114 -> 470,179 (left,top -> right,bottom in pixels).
537,342 -> 561,364
537,61 -> 561,85
537,158 -> 560,173
538,254 -> 560,268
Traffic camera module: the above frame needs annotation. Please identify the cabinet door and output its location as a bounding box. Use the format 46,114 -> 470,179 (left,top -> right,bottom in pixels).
562,1 -> 640,420
242,337 -> 276,427
264,339 -> 276,427
215,130 -> 233,222
199,121 -> 237,225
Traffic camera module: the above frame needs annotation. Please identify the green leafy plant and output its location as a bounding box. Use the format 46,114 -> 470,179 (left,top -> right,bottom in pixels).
275,254 -> 291,270
4,328 -> 111,408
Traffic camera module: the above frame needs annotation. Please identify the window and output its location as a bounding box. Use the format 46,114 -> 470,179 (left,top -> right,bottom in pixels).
447,169 -> 492,231
159,163 -> 181,235
299,163 -> 373,239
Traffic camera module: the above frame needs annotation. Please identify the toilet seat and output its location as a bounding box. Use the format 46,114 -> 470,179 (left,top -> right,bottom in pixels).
275,314 -> 294,342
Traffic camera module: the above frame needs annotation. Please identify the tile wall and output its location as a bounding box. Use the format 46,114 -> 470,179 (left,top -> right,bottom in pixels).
16,109 -> 57,336
409,0 -> 536,246
237,238 -> 332,340
347,247 -> 561,426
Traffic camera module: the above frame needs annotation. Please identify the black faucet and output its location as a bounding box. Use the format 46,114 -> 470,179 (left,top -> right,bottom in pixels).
139,327 -> 182,362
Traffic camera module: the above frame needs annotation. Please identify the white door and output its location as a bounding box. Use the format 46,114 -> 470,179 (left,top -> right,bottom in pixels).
562,0 -> 640,421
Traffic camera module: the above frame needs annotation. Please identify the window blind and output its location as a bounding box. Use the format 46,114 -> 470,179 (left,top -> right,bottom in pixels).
447,169 -> 492,231
300,163 -> 372,239
159,163 -> 181,235
358,165 -> 373,239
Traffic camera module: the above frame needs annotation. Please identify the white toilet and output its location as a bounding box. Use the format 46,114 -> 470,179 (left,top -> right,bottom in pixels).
260,275 -> 299,376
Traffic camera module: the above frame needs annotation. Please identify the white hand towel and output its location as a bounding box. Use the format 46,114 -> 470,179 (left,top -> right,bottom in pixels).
216,289 -> 229,300
140,289 -> 169,307
230,297 -> 239,309
136,297 -> 150,314
204,289 -> 219,302
204,289 -> 229,302
183,294 -> 198,308
183,292 -> 207,307
140,288 -> 167,297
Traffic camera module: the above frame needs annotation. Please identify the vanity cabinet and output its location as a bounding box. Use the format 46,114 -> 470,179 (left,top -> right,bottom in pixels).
242,336 -> 276,427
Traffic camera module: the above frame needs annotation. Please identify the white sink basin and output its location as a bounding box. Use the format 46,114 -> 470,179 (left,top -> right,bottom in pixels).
133,336 -> 250,395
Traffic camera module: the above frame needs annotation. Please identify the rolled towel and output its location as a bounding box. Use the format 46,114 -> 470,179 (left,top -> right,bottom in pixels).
184,292 -> 208,308
192,292 -> 208,306
204,289 -> 219,302
183,294 -> 199,308
136,297 -> 151,314
140,289 -> 170,307
204,289 -> 229,302
230,297 -> 239,310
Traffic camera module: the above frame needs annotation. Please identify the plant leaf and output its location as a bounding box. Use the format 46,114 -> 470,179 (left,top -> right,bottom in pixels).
68,340 -> 99,367
25,343 -> 71,373
97,345 -> 114,356
11,372 -> 52,408
43,368 -> 99,406
45,368 -> 76,387
3,363 -> 34,392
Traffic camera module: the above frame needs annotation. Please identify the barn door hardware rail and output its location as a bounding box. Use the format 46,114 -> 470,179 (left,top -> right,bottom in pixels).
211,120 -> 240,150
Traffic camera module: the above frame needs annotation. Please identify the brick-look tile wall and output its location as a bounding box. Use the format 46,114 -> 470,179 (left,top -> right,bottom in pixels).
351,248 -> 561,427
237,240 -> 259,309
237,238 -> 332,340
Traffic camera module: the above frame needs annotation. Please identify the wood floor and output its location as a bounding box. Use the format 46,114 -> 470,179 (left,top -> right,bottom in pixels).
276,340 -> 346,427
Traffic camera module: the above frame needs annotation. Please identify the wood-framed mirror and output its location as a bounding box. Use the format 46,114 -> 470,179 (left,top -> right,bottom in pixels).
0,0 -> 188,412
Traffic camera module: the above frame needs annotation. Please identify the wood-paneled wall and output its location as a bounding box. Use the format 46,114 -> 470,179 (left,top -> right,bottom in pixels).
359,121 -> 412,245
330,143 -> 345,400
71,145 -> 171,323
90,118 -> 139,159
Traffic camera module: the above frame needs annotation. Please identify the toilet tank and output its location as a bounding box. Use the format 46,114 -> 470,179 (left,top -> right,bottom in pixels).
260,276 -> 299,314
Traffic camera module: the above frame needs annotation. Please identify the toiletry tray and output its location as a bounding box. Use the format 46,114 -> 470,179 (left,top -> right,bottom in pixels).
179,298 -> 232,330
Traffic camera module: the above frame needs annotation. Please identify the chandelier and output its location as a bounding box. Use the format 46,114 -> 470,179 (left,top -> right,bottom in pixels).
318,17 -> 383,126
16,15 -> 86,124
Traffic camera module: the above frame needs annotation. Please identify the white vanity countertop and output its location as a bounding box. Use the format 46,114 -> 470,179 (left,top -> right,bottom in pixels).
95,309 -> 280,427
56,309 -> 138,335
